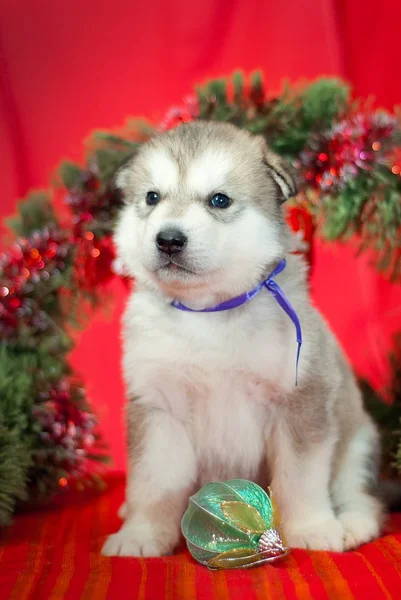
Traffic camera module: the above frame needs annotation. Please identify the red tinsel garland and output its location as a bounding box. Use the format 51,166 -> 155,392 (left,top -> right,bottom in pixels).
296,112 -> 399,192
0,228 -> 72,339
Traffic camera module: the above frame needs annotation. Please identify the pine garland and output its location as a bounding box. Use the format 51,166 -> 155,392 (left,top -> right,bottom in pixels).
0,346 -> 35,525
361,333 -> 401,475
0,195 -> 108,524
2,71 -> 401,524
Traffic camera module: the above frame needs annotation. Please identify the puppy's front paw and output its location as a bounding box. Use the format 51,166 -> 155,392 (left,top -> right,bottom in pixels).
338,511 -> 381,550
102,523 -> 175,557
284,516 -> 345,552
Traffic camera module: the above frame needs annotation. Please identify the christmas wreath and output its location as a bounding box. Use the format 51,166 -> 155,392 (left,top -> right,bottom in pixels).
1,72 -> 401,525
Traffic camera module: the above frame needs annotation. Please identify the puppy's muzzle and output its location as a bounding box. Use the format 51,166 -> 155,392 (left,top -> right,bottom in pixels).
156,228 -> 187,255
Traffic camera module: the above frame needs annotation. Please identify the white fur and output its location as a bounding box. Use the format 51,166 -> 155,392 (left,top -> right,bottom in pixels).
269,418 -> 344,551
332,423 -> 383,550
186,148 -> 233,195
147,147 -> 179,193
102,517 -> 173,557
103,123 -> 383,557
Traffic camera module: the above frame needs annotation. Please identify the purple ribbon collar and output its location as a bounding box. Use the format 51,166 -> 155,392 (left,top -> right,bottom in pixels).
171,258 -> 302,385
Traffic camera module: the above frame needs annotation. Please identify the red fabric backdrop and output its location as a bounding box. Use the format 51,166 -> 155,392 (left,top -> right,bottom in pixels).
1,0 -> 401,470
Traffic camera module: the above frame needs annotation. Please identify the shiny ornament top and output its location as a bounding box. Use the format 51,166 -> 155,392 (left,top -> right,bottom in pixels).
181,479 -> 288,569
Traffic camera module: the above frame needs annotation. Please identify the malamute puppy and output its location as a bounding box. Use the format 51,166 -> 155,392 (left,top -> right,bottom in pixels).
102,121 -> 383,557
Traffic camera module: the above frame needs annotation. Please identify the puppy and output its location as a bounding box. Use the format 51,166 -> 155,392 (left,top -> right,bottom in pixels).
102,121 -> 384,557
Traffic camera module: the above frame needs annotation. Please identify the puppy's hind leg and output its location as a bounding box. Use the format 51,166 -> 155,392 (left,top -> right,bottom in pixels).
269,415 -> 345,552
332,418 -> 385,550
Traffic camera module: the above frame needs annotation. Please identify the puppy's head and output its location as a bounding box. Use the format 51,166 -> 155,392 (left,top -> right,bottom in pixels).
114,121 -> 297,303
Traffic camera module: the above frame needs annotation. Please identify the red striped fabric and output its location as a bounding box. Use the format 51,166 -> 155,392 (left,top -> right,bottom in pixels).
1,473 -> 400,600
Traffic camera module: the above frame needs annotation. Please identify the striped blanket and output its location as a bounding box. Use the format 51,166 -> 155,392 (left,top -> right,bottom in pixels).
1,473 -> 400,599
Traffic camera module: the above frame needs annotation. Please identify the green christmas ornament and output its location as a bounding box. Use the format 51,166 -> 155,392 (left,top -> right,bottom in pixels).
181,479 -> 288,570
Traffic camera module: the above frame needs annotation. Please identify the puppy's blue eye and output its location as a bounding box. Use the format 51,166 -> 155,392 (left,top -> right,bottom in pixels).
210,193 -> 230,209
146,191 -> 160,206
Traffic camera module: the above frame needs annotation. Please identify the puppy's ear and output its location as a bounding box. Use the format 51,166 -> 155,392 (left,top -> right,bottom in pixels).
114,159 -> 133,193
115,165 -> 130,191
114,153 -> 139,201
258,138 -> 298,202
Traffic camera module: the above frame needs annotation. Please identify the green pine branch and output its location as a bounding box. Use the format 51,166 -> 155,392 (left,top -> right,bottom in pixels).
0,345 -> 38,524
6,192 -> 58,238
361,333 -> 401,476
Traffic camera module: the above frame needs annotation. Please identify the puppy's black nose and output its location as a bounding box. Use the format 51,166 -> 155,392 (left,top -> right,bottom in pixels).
156,229 -> 187,255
